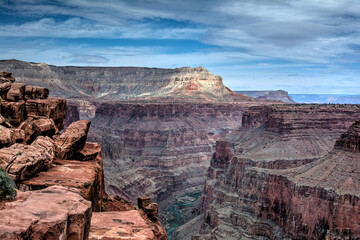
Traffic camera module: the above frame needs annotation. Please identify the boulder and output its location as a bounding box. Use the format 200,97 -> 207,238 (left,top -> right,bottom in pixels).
19,117 -> 58,144
21,144 -> 104,211
144,202 -> 159,219
0,126 -> 24,147
34,86 -> 49,99
0,71 -> 15,83
55,120 -> 91,159
1,100 -> 25,127
74,142 -> 101,161
0,186 -> 92,240
26,98 -> 66,130
138,197 -> 159,220
0,125 -> 13,148
0,136 -> 55,182
89,211 -> 168,240
24,86 -> 49,100
0,82 -> 12,99
6,83 -> 25,101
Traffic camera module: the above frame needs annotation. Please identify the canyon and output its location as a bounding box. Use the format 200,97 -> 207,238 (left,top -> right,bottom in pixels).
193,104 -> 360,239
1,59 -> 360,240
0,60 -> 280,237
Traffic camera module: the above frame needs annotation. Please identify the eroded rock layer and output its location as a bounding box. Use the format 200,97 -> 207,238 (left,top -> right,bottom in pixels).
0,59 -> 236,101
195,104 -> 360,239
89,102 -> 246,211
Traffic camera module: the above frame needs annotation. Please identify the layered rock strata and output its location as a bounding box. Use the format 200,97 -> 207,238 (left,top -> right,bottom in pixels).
89,102 -> 247,209
0,59 -> 238,101
0,71 -> 168,240
194,104 -> 360,239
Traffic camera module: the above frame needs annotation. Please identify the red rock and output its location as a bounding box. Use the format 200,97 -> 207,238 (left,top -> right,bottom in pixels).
55,120 -> 91,160
73,142 -> 101,161
24,86 -> 50,100
0,126 -> 25,147
0,82 -> 12,99
196,105 -> 360,239
11,128 -> 24,144
6,83 -> 25,101
19,117 -> 58,144
334,120 -> 360,152
1,100 -> 25,126
138,196 -> 151,209
0,185 -> 92,240
0,71 -> 15,83
0,136 -> 55,182
21,144 -> 104,211
25,98 -> 67,130
34,86 -> 49,99
89,211 -> 168,240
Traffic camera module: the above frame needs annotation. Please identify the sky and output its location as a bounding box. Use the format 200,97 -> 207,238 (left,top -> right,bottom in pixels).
0,0 -> 360,94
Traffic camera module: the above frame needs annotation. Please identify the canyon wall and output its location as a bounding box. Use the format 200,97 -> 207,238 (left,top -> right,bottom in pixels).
0,59 -> 236,101
88,102 -> 246,210
235,90 -> 295,103
194,104 -> 360,239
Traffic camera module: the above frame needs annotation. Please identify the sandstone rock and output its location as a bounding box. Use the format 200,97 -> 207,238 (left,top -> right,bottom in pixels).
0,136 -> 55,182
144,202 -> 159,219
74,142 -> 101,161
24,85 -> 49,100
6,83 -> 25,101
0,126 -> 25,147
25,98 -> 66,130
0,125 -> 13,147
55,120 -> 91,160
19,117 -> 58,144
0,71 -> 15,83
21,144 -> 104,211
1,100 -> 25,126
89,211 -> 168,240
0,82 -> 12,99
138,196 -> 151,209
0,185 -> 92,240
11,129 -> 24,144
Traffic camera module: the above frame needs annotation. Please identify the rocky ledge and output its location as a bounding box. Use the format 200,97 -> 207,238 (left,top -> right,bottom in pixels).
0,71 -> 168,240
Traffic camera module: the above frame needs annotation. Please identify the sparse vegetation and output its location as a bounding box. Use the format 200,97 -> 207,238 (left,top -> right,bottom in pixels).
0,167 -> 17,201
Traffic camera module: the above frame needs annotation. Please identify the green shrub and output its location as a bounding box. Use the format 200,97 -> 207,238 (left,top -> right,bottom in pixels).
0,167 -> 17,201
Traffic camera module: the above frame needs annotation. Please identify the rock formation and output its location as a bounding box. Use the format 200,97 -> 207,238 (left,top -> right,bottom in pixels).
0,59 -> 237,101
0,72 -> 168,240
236,90 -> 295,103
194,104 -> 360,239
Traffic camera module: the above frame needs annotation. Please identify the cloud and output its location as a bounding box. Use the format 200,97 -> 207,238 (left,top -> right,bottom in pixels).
1,0 -> 360,93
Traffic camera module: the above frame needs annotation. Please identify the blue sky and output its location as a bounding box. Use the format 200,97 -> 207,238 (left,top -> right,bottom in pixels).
0,0 -> 360,94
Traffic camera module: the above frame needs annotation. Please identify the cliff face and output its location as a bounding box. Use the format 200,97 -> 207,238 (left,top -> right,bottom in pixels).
195,104 -> 360,239
235,90 -> 295,103
0,59 -> 234,101
89,102 -> 246,211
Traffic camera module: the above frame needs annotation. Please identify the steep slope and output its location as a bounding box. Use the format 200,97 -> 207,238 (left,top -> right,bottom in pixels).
195,104 -> 360,239
0,59 -> 235,101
